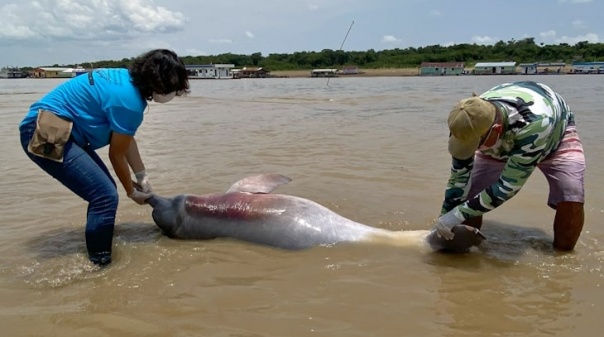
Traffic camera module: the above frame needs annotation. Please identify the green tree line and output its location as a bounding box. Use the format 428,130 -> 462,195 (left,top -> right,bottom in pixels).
27,38 -> 604,71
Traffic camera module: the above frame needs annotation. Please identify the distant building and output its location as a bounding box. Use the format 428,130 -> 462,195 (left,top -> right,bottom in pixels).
233,67 -> 270,78
341,65 -> 359,75
186,64 -> 234,79
512,62 -> 567,75
536,62 -> 565,74
31,67 -> 76,78
570,61 -> 604,74
310,69 -> 338,77
474,62 -> 516,75
0,66 -> 24,78
518,63 -> 538,74
63,65 -> 89,77
419,62 -> 465,76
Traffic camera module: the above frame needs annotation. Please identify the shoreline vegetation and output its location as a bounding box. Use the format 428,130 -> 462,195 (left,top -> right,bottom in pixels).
8,38 -> 601,78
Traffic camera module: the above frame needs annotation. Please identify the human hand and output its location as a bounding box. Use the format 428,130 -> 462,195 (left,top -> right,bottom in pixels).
128,190 -> 153,205
433,209 -> 464,240
135,170 -> 152,193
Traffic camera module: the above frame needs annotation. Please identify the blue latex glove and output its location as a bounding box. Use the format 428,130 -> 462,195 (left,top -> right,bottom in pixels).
128,190 -> 153,205
135,170 -> 152,193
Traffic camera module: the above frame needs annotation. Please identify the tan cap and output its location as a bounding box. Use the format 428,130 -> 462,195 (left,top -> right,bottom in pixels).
447,97 -> 496,159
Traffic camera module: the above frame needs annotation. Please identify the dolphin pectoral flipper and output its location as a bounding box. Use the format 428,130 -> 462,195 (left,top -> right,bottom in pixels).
225,173 -> 293,194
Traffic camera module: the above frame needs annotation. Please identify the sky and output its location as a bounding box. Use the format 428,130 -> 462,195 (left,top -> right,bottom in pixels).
1,0 -> 602,67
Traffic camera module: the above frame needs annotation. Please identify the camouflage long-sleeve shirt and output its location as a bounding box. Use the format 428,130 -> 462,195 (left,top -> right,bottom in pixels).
441,81 -> 574,220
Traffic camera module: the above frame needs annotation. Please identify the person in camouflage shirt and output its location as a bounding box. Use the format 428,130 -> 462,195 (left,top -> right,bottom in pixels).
433,81 -> 585,251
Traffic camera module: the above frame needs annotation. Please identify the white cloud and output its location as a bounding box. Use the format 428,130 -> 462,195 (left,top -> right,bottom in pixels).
539,30 -> 557,40
308,4 -> 319,11
430,10 -> 442,16
538,29 -> 600,44
471,35 -> 498,45
572,20 -> 587,29
556,32 -> 599,44
125,2 -> 186,32
209,38 -> 233,44
184,48 -> 207,56
245,31 -> 255,39
0,0 -> 186,41
381,35 -> 402,44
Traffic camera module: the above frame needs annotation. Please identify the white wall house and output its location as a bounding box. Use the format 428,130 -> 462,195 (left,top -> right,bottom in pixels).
186,64 -> 235,79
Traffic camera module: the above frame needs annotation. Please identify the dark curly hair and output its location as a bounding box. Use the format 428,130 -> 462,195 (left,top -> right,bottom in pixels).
129,49 -> 190,100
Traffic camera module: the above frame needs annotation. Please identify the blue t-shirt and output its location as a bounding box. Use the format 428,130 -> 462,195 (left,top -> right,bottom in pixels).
20,68 -> 147,150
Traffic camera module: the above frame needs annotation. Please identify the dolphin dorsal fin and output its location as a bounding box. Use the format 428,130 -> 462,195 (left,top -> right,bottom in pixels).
226,173 -> 292,194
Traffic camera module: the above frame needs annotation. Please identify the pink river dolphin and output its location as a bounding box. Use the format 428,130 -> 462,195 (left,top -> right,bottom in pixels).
144,173 -> 484,253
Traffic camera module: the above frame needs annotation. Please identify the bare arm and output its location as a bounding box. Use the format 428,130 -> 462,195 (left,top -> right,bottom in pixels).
109,132 -> 136,197
125,137 -> 145,174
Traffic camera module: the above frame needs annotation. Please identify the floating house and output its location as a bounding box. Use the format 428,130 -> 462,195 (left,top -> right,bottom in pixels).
474,62 -> 517,75
310,69 -> 339,77
419,62 -> 465,76
341,65 -> 360,75
518,62 -> 565,74
31,67 -> 84,78
518,63 -> 538,74
63,65 -> 89,77
536,62 -> 565,74
186,64 -> 235,79
0,66 -> 24,78
233,67 -> 271,78
570,61 -> 604,74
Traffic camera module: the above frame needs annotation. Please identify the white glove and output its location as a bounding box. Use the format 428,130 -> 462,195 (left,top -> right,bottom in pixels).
134,170 -> 152,193
434,209 -> 465,240
128,190 -> 153,205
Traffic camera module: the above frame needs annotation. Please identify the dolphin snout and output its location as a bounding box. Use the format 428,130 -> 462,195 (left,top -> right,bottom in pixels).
147,195 -> 182,237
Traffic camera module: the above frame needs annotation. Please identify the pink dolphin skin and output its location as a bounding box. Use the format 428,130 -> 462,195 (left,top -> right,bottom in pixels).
146,174 -> 484,253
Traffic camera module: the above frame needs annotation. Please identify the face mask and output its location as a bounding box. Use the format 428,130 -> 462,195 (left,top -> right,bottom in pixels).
152,91 -> 176,104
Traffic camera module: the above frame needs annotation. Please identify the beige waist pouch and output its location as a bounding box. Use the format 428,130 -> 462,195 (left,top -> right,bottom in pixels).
27,109 -> 73,163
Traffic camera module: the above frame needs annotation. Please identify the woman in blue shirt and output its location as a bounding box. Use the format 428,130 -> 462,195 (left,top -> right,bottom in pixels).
19,49 -> 190,266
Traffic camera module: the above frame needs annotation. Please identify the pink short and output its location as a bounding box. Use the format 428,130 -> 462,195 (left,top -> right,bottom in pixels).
468,127 -> 585,209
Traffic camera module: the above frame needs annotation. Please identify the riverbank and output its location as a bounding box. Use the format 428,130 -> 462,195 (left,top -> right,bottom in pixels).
270,65 -> 580,78
271,68 -> 420,78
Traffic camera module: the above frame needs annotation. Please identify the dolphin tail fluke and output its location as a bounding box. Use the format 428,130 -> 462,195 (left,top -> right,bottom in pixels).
426,225 -> 486,253
226,173 -> 293,194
